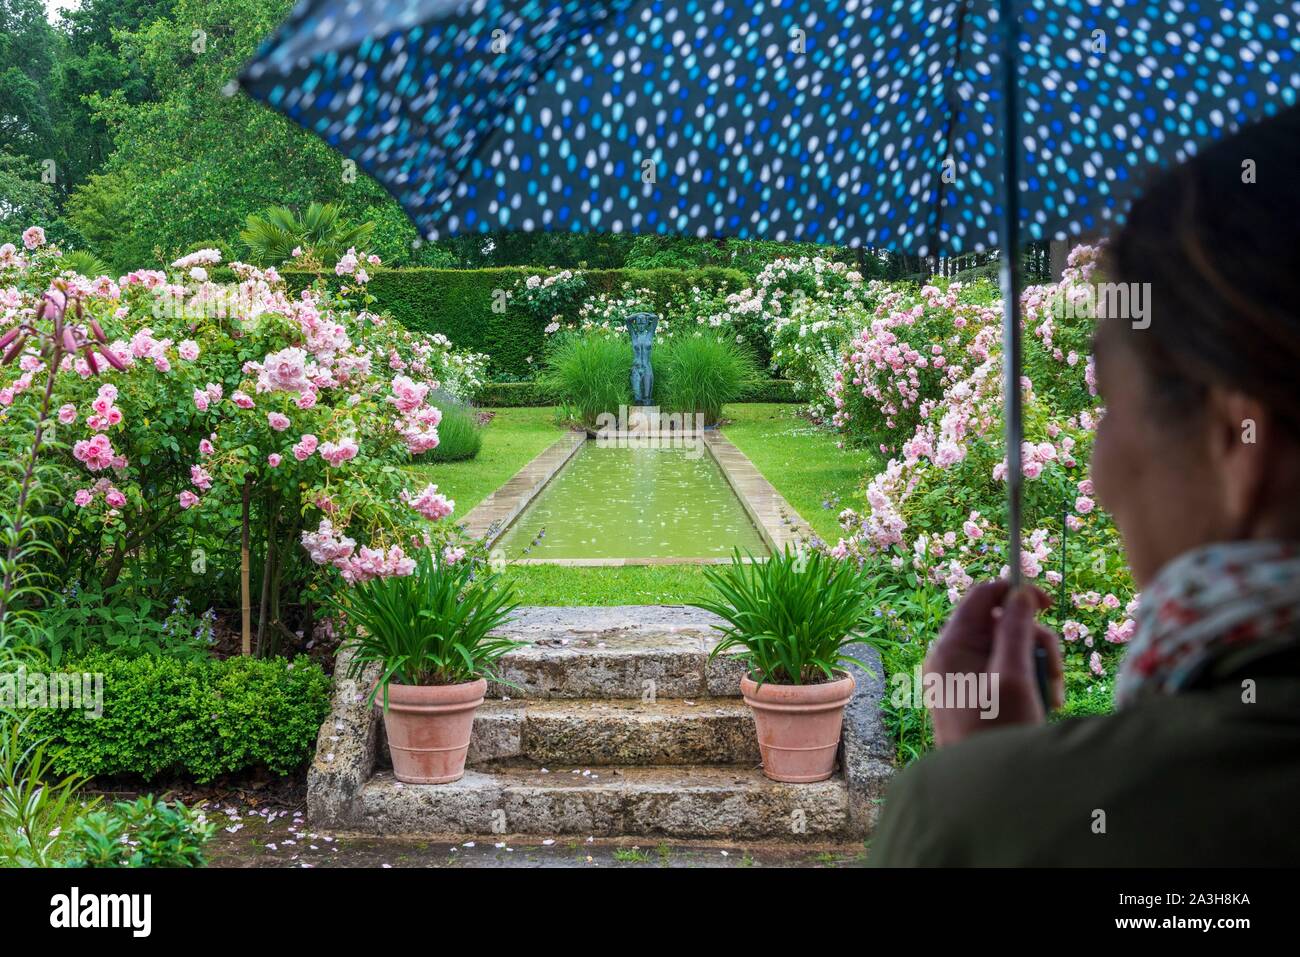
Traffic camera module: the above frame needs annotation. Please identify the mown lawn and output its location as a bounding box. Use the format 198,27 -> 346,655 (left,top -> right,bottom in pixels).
412,403 -> 873,605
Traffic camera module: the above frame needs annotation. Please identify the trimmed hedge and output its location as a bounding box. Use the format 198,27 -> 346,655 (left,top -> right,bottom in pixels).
276,266 -> 750,378
740,379 -> 801,404
18,653 -> 331,783
476,380 -> 553,407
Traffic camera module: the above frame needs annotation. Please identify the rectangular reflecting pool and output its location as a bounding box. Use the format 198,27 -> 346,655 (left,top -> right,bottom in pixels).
495,442 -> 770,562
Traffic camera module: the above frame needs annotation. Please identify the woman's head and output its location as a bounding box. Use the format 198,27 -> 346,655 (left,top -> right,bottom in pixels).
1091,105 -> 1300,586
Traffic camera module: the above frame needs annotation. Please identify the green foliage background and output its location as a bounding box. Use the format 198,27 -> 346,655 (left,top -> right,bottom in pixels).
270,266 -> 751,379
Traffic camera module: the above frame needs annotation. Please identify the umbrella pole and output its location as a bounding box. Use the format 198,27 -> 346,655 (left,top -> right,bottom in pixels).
998,0 -> 1050,711
998,0 -> 1023,590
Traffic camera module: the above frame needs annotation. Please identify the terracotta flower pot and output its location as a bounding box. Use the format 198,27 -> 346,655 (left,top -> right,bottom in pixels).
741,672 -> 855,783
378,678 -> 487,784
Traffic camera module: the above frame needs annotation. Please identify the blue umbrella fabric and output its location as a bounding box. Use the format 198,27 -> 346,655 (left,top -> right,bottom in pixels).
240,0 -> 1300,256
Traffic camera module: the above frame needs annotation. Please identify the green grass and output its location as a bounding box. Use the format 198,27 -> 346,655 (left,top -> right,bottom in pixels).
498,563 -> 712,606
720,404 -> 882,543
410,403 -> 871,606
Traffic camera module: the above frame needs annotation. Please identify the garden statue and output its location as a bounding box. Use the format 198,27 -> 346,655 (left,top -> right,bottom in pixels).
624,311 -> 658,405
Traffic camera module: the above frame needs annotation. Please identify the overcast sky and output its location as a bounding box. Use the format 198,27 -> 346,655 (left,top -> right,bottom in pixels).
43,0 -> 82,22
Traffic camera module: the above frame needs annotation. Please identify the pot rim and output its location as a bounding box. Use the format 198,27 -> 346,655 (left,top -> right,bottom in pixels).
740,670 -> 855,703
378,676 -> 488,705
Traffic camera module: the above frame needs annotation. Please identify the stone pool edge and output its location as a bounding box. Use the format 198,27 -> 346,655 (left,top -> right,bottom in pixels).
458,428 -> 820,565
458,430 -> 586,545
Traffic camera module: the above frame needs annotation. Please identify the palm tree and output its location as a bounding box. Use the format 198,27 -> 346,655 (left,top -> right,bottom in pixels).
238,202 -> 375,267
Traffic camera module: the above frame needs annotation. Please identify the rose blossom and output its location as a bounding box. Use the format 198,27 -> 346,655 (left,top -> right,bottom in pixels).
403,483 -> 455,521
267,411 -> 291,431
320,437 -> 359,467
293,434 -> 319,461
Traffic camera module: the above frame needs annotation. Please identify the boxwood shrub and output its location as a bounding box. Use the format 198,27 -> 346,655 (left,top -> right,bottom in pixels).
19,653 -> 331,783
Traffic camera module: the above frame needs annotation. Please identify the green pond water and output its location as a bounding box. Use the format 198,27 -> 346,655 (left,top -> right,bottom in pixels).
496,443 -> 769,560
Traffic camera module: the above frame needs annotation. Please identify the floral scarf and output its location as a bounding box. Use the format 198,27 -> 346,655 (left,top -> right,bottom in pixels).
1114,540 -> 1300,708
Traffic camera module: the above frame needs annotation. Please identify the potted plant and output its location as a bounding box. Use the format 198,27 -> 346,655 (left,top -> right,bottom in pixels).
691,547 -> 889,783
334,551 -> 522,784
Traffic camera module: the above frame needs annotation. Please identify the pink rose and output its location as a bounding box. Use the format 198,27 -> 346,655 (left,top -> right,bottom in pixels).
178,490 -> 200,509
292,434 -> 318,461
259,347 -> 310,393
232,391 -> 255,409
319,437 -> 359,468
22,226 -> 45,250
193,389 -> 210,412
403,483 -> 455,521
267,411 -> 291,432
74,489 -> 93,507
178,340 -> 200,361
58,404 -> 77,425
267,453 -> 282,467
1075,495 -> 1095,515
105,488 -> 126,508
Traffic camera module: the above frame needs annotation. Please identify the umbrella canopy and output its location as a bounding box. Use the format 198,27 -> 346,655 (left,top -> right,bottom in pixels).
240,0 -> 1299,254
240,0 -> 1300,595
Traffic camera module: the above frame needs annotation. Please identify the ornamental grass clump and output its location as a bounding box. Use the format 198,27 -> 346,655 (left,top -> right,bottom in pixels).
692,547 -> 893,686
654,334 -> 760,425
334,549 -> 522,704
540,332 -> 632,428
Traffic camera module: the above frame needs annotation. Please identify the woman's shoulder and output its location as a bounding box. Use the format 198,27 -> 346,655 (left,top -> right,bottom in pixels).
868,681 -> 1300,866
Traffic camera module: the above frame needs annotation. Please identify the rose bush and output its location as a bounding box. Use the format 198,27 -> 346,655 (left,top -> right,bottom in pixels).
1,231 -> 481,658
826,246 -> 1135,700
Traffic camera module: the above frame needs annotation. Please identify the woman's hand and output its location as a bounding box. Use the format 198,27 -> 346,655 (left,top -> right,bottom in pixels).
925,580 -> 1065,748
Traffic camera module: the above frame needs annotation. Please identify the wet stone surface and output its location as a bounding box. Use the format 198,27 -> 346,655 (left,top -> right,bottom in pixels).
201,799 -> 868,868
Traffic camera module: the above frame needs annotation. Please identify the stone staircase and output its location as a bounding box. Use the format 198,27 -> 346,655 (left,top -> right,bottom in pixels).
308,606 -> 894,841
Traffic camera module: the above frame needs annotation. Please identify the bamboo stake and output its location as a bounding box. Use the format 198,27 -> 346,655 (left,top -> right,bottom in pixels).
241,478 -> 251,656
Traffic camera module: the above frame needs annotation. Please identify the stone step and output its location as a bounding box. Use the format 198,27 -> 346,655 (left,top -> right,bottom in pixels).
380,698 -> 759,767
309,606 -> 896,840
350,765 -> 857,840
487,605 -> 745,699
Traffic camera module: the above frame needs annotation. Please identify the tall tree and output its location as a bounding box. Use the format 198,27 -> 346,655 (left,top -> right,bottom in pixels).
65,0 -> 424,270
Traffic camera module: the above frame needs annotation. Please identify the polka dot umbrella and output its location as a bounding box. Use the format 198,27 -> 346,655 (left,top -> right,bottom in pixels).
239,0 -> 1300,588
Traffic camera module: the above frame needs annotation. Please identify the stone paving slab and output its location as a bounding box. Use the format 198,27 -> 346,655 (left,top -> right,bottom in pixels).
351,766 -> 855,839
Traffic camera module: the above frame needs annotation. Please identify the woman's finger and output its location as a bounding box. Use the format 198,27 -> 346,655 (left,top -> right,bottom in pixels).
938,580 -> 1012,652
988,586 -> 1045,689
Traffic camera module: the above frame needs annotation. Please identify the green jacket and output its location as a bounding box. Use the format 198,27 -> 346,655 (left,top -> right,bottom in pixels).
868,642 -> 1300,866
